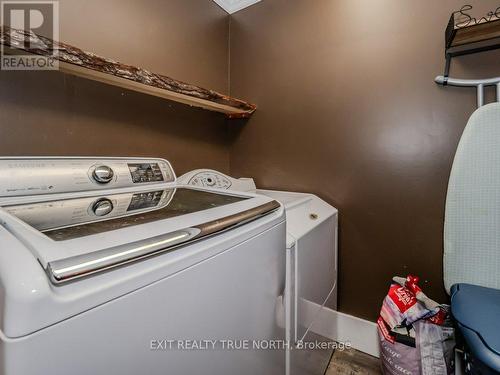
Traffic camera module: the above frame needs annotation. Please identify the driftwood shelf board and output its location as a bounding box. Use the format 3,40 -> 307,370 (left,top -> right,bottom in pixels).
0,26 -> 256,118
446,18 -> 500,57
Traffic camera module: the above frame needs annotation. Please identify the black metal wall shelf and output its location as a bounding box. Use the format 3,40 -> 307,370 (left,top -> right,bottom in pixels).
442,7 -> 500,81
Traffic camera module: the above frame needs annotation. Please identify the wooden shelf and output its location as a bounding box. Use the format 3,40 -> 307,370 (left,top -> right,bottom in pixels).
0,26 -> 256,119
447,18 -> 500,56
448,18 -> 500,48
443,15 -> 500,77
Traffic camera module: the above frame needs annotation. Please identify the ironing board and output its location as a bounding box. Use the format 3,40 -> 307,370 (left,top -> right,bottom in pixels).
444,102 -> 500,292
444,102 -> 500,374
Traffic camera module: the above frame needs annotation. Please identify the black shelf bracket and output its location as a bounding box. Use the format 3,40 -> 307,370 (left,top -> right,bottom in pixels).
443,55 -> 452,85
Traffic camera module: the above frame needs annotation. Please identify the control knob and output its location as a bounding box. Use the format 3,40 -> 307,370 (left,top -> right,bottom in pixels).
206,177 -> 216,187
92,165 -> 114,184
92,198 -> 114,217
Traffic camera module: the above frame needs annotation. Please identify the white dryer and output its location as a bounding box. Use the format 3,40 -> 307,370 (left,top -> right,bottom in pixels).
178,169 -> 338,375
0,157 -> 287,375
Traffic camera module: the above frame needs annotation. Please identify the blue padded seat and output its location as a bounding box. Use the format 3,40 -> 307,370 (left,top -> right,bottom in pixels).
451,284 -> 500,373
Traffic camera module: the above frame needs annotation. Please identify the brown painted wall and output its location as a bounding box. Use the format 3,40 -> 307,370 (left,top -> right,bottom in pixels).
228,0 -> 500,320
0,0 -> 230,175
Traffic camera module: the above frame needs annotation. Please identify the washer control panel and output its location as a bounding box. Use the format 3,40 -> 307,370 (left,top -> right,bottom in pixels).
0,158 -> 175,197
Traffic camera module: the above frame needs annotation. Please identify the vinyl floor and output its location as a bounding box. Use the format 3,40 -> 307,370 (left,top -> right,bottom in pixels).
325,348 -> 382,375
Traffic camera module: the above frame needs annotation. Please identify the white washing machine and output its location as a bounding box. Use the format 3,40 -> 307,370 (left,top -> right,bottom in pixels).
178,169 -> 338,375
0,157 -> 287,375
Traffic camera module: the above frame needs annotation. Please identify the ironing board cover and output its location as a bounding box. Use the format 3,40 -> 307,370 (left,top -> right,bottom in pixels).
444,103 -> 500,293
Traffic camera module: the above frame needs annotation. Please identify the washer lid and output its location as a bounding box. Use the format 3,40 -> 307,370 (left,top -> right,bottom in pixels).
0,187 -> 280,284
444,103 -> 500,293
5,188 -> 247,241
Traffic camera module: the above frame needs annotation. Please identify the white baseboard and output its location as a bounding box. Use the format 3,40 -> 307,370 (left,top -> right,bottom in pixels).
302,299 -> 380,358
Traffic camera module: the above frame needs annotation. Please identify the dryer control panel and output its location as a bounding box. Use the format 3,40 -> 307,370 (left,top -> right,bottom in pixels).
0,157 -> 176,197
178,169 -> 256,191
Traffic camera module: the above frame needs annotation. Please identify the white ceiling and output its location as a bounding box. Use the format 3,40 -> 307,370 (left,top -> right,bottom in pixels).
212,0 -> 261,14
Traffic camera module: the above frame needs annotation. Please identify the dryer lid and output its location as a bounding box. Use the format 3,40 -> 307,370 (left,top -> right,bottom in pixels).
255,189 -> 337,248
444,103 -> 500,293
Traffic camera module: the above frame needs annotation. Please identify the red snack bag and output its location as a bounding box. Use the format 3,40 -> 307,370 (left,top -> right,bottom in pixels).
381,282 -> 436,329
